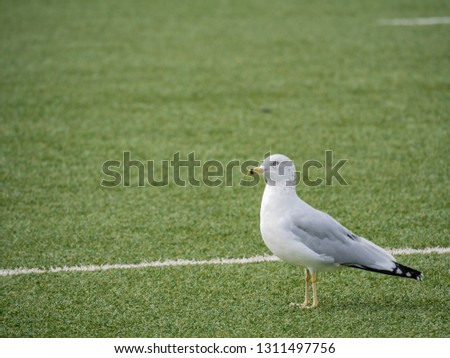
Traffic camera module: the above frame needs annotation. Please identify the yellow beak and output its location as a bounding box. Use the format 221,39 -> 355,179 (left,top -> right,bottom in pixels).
247,166 -> 264,175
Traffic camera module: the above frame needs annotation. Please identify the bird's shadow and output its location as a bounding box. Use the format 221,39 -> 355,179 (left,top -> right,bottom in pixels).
282,279 -> 431,312
283,290 -> 433,312
319,299 -> 422,310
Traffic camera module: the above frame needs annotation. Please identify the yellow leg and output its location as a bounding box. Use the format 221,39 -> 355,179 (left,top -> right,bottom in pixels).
311,272 -> 318,308
290,269 -> 312,308
301,269 -> 311,308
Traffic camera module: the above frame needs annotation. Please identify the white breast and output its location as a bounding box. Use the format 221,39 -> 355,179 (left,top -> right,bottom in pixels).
259,186 -> 338,271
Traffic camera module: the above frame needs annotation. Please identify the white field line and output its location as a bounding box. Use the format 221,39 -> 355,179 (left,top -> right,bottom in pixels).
379,17 -> 450,26
1,247 -> 449,277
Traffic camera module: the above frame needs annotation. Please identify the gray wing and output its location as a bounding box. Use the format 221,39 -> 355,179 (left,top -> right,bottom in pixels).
289,204 -> 395,270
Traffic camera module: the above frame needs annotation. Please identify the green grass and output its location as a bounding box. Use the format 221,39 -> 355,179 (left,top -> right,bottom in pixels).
1,255 -> 448,337
1,0 -> 449,337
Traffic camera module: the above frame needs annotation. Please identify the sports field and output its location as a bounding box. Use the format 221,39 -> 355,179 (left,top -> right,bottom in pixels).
1,0 -> 449,337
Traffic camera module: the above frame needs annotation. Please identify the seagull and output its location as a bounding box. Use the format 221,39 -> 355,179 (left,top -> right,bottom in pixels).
248,153 -> 422,308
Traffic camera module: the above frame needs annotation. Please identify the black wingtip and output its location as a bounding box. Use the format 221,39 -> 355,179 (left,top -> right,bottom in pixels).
346,262 -> 423,281
395,262 -> 423,281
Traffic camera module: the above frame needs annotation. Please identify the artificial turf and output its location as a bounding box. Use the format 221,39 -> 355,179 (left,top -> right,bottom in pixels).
1,0 -> 449,337
1,255 -> 448,337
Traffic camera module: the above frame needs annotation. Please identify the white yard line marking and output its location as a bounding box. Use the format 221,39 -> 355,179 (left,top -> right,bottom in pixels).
379,17 -> 450,26
1,247 -> 449,277
388,247 -> 450,255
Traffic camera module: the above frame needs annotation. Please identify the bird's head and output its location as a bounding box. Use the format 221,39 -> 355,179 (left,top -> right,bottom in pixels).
248,154 -> 297,187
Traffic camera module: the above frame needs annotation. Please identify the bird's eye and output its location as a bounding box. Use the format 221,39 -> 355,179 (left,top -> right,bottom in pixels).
271,161 -> 279,166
